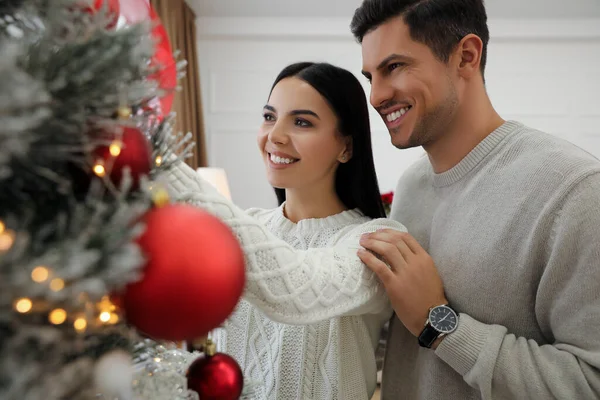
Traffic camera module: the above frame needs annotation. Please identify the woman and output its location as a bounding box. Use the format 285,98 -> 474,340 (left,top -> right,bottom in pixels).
166,62 -> 406,399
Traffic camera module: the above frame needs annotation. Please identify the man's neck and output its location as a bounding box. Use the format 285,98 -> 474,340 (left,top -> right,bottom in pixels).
424,89 -> 505,174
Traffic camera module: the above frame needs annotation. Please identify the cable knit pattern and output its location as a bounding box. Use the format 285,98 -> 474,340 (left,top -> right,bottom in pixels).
165,161 -> 407,399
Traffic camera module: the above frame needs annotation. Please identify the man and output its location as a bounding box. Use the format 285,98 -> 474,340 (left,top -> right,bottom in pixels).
352,0 -> 600,399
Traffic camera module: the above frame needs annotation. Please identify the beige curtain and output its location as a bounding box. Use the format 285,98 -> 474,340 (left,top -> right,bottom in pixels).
150,0 -> 207,168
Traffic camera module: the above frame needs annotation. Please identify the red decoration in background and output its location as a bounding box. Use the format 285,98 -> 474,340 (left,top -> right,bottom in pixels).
381,191 -> 394,216
187,352 -> 244,400
95,0 -> 120,27
116,0 -> 177,118
81,1 -> 176,118
94,0 -> 119,8
92,125 -> 152,189
122,204 -> 246,342
381,191 -> 394,205
79,0 -> 120,28
115,0 -> 151,23
147,6 -> 176,117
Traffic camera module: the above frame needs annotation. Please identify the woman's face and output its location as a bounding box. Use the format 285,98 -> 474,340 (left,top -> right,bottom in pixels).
257,77 -> 350,191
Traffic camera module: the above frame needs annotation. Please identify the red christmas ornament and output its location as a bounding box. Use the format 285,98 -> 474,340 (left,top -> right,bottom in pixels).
122,204 -> 246,342
381,191 -> 394,206
78,0 -> 120,28
115,0 -> 151,23
92,125 -> 152,189
187,341 -> 244,400
147,6 -> 176,116
115,0 -> 177,117
94,0 -> 119,10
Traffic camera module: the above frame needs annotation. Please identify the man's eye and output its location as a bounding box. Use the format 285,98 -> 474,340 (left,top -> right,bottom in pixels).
388,62 -> 405,72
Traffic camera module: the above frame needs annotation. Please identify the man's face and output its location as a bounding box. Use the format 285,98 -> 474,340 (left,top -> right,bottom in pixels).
361,16 -> 459,149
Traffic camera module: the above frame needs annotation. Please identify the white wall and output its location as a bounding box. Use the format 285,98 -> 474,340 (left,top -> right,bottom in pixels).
196,17 -> 600,210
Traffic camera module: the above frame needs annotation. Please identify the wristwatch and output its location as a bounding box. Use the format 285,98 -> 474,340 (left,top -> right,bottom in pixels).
418,304 -> 459,348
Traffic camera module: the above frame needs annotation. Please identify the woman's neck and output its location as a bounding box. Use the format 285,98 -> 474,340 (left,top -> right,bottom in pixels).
283,186 -> 347,223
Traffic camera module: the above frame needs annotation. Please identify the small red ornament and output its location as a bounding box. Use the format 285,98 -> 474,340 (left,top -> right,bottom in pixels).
94,0 -> 119,10
122,204 -> 246,342
78,0 -> 120,28
92,125 -> 152,189
187,340 -> 244,400
381,191 -> 394,205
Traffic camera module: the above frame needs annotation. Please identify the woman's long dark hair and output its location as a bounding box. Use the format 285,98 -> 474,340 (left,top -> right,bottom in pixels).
269,62 -> 386,219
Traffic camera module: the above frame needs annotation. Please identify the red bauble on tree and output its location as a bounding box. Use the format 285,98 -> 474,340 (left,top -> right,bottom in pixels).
79,0 -> 120,28
187,340 -> 244,400
92,125 -> 152,189
94,0 -> 119,9
115,0 -> 177,119
122,204 -> 246,342
147,6 -> 176,117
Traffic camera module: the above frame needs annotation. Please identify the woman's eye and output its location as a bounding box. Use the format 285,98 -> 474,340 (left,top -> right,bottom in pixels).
263,113 -> 275,122
295,118 -> 312,127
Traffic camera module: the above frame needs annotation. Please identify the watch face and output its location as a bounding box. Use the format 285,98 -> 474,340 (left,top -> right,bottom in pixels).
429,305 -> 458,334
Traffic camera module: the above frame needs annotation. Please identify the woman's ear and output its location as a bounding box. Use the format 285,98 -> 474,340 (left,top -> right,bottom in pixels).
338,137 -> 353,163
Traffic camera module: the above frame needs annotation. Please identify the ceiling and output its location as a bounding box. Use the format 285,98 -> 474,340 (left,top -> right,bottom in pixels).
187,0 -> 600,19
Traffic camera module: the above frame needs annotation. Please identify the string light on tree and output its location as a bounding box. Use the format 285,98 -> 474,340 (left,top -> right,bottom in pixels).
49,309 -> 67,325
93,162 -> 106,177
99,311 -> 111,323
50,278 -> 65,292
116,106 -> 132,119
97,295 -> 117,312
108,313 -> 119,324
14,298 -> 33,314
109,141 -> 122,157
151,186 -> 170,207
91,125 -> 152,189
0,228 -> 15,252
31,266 -> 50,283
74,317 -> 87,333
96,295 -> 119,325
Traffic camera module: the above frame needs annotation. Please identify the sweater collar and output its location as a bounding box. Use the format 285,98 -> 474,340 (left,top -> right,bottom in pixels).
432,120 -> 524,187
270,203 -> 366,232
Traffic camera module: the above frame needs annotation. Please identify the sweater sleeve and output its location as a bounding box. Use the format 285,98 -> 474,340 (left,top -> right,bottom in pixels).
164,160 -> 406,325
435,172 -> 600,399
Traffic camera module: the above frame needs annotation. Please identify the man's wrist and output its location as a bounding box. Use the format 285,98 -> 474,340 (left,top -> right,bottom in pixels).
414,299 -> 449,335
431,335 -> 446,350
417,303 -> 458,349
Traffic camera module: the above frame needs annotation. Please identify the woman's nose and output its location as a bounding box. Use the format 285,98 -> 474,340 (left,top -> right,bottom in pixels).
267,122 -> 289,145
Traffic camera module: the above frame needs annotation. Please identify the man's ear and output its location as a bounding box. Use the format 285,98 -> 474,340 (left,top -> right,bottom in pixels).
455,33 -> 484,80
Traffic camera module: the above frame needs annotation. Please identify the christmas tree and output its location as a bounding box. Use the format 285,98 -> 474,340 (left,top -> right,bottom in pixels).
0,1 -> 250,399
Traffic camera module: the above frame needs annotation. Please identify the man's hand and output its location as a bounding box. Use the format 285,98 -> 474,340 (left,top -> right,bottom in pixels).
358,230 -> 447,337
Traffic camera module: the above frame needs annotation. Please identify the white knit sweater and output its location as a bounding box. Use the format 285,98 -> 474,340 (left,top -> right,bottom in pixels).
165,161 -> 407,400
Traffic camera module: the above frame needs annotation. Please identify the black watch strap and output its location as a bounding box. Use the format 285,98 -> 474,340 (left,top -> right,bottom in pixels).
418,324 -> 440,348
